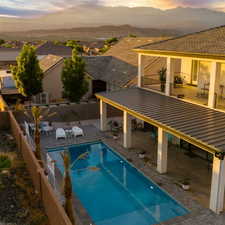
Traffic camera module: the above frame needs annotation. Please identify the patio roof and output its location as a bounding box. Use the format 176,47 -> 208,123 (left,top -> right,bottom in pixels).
96,88 -> 225,157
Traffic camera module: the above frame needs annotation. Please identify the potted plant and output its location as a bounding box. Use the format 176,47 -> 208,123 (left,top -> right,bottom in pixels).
181,179 -> 190,190
174,75 -> 183,88
112,127 -> 119,140
138,151 -> 146,159
158,67 -> 167,92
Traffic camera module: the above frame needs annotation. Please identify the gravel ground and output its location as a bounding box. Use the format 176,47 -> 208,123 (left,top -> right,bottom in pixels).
0,131 -> 49,225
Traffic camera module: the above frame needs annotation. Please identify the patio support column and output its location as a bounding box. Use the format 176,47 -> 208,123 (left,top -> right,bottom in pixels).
138,54 -> 144,87
100,100 -> 107,131
209,154 -> 225,214
208,62 -> 220,108
123,111 -> 132,149
165,57 -> 172,96
157,127 -> 168,174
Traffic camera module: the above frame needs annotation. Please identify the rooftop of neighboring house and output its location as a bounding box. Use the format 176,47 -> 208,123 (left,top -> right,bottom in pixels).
84,56 -> 112,80
84,37 -> 169,88
39,54 -> 64,73
135,25 -> 225,57
0,47 -> 20,62
36,41 -> 72,57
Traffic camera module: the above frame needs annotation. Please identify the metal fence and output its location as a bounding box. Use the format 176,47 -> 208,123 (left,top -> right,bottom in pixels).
9,111 -> 73,225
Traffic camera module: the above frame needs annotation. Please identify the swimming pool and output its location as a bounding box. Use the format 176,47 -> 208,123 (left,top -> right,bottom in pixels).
48,141 -> 188,225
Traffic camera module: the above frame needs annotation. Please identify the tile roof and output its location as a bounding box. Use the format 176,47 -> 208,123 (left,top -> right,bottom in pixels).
83,56 -> 112,80
97,88 -> 225,154
0,47 -> 20,61
84,37 -> 168,87
136,25 -> 225,56
39,54 -> 64,73
36,42 -> 72,57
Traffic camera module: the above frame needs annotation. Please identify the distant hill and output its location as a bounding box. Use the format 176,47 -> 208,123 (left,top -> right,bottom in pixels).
0,25 -> 179,41
0,6 -> 225,35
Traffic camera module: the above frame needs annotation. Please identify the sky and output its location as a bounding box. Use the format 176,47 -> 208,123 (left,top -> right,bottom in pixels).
0,0 -> 225,17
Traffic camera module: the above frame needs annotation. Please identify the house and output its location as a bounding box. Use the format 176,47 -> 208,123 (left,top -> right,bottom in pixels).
84,37 -> 173,94
37,54 -> 64,103
0,47 -> 20,96
96,25 -> 225,214
37,54 -> 93,104
36,41 -> 72,59
0,47 -> 20,69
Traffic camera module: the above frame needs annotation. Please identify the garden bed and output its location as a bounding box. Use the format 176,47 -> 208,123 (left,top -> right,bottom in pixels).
0,131 -> 49,225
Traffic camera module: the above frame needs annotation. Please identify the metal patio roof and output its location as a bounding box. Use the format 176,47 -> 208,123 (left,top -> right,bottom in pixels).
96,88 -> 225,157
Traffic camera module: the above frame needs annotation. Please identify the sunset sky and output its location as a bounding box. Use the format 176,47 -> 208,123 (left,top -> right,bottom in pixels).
0,0 -> 225,17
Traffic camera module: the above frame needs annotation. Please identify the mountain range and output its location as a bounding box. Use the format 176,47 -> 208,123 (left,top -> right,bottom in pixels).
1,6 -> 225,40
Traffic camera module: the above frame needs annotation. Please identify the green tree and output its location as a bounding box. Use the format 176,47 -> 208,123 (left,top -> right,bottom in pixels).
0,39 -> 5,45
66,40 -> 83,54
61,49 -> 88,103
11,44 -> 43,98
104,37 -> 118,45
128,34 -> 137,38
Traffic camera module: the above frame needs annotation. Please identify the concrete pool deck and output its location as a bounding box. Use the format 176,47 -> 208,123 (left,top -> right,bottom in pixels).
40,119 -> 225,225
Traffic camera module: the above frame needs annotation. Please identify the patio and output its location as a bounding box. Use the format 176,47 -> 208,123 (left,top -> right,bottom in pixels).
38,118 -> 225,225
143,83 -> 225,111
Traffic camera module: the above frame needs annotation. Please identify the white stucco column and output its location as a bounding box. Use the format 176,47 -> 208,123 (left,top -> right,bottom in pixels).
138,54 -> 144,87
123,111 -> 132,148
157,127 -> 168,174
165,57 -> 172,96
209,154 -> 225,214
208,62 -> 220,108
100,100 -> 107,131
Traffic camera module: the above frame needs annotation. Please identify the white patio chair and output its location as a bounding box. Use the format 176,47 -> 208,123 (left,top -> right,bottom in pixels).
56,128 -> 66,140
72,126 -> 84,137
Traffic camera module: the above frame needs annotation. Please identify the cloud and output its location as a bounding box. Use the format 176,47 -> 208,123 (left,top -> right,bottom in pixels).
153,0 -> 222,9
0,0 -> 224,17
0,6 -> 47,17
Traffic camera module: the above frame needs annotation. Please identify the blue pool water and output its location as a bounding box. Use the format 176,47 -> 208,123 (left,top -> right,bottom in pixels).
48,141 -> 188,225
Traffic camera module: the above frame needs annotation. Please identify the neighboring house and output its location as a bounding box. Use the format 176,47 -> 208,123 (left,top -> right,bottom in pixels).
37,54 -> 93,104
84,37 -> 173,93
0,47 -> 20,96
37,54 -> 64,104
36,41 -> 72,59
0,70 -> 18,95
96,25 -> 225,214
0,47 -> 20,69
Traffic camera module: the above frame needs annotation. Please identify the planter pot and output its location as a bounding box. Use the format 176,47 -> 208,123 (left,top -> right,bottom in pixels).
181,184 -> 190,190
113,135 -> 118,140
139,154 -> 146,159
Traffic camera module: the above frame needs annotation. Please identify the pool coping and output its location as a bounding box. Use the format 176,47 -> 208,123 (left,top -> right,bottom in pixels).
42,125 -> 221,225
47,139 -> 199,225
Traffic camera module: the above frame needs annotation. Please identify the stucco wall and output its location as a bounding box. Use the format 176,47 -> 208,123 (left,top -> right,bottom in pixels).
42,62 -> 64,102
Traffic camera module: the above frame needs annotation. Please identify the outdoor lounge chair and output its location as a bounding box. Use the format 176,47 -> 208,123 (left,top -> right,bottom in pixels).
72,126 -> 84,137
56,128 -> 66,140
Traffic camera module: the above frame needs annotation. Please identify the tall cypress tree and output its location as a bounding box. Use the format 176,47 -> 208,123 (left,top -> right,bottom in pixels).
11,44 -> 43,98
61,49 -> 88,103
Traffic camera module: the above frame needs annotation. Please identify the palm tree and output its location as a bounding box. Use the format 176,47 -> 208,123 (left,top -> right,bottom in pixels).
61,151 -> 89,225
61,152 -> 75,225
25,106 -> 56,167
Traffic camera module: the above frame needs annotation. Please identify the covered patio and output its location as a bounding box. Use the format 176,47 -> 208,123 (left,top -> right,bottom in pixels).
96,87 -> 225,214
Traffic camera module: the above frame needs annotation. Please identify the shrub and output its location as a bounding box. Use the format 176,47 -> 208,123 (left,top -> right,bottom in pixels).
0,154 -> 11,172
